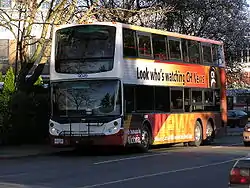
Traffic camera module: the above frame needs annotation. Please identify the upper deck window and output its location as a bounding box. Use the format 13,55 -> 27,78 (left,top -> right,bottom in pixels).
137,33 -> 152,58
188,40 -> 200,64
168,38 -> 181,60
182,39 -> 189,63
212,44 -> 225,66
123,29 -> 137,57
152,34 -> 167,60
202,43 -> 212,64
55,25 -> 116,74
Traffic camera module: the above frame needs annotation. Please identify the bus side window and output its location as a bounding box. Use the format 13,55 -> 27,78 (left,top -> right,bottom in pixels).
137,33 -> 152,58
188,40 -> 200,64
168,38 -> 181,60
124,85 -> 135,113
135,85 -> 154,111
212,44 -> 224,66
155,86 -> 170,112
214,89 -> 221,111
152,34 -> 168,60
201,43 -> 212,64
182,39 -> 189,63
184,88 -> 191,112
123,28 -> 137,57
192,90 -> 203,111
170,88 -> 183,112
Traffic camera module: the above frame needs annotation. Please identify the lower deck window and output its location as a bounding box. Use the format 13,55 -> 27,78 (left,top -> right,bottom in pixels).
171,89 -> 183,110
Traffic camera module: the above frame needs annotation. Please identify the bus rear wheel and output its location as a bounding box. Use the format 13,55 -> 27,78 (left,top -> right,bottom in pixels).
188,121 -> 203,147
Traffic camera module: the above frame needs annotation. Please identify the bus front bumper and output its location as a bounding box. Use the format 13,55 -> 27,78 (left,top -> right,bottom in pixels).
50,130 -> 124,147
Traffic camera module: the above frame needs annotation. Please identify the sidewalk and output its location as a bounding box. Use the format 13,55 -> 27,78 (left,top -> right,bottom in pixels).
0,145 -> 71,159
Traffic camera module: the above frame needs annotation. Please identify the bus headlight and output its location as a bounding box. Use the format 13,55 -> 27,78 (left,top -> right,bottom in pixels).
51,127 -> 60,135
107,126 -> 118,133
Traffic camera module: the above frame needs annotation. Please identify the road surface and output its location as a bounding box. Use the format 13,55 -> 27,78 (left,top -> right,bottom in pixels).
0,137 -> 248,188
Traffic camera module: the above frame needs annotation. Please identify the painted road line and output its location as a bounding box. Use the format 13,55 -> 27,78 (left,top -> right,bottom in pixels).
94,152 -> 172,165
84,157 -> 244,188
0,172 -> 29,178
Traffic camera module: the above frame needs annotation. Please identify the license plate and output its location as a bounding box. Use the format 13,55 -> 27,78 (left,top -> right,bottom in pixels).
128,135 -> 141,144
54,138 -> 64,144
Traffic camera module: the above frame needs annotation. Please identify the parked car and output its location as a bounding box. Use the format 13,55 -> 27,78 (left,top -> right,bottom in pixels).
227,110 -> 248,128
228,157 -> 250,187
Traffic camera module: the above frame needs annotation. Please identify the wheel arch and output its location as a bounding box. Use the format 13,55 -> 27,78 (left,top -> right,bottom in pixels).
142,119 -> 153,144
207,118 -> 215,129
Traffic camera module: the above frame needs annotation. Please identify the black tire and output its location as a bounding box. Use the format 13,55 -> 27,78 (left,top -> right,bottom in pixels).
203,120 -> 214,145
244,142 -> 250,146
138,125 -> 151,153
188,121 -> 203,147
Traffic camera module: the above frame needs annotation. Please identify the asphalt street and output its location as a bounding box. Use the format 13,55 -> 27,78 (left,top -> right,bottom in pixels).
0,137 -> 248,188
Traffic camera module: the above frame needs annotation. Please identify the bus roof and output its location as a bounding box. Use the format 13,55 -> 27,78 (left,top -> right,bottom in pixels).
57,22 -> 223,45
121,23 -> 223,45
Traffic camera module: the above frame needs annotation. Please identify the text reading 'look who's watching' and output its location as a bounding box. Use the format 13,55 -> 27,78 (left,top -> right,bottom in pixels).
136,67 -> 205,86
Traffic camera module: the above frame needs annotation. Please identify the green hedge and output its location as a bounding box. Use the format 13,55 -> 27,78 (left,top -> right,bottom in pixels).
0,68 -> 50,145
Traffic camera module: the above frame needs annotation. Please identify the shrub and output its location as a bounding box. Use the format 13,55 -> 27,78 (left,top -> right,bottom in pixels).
0,67 -> 15,145
0,72 -> 4,82
9,85 -> 50,144
3,67 -> 15,95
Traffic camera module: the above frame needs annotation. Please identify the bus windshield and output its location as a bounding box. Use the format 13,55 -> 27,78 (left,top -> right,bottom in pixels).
55,25 -> 116,74
52,80 -> 121,117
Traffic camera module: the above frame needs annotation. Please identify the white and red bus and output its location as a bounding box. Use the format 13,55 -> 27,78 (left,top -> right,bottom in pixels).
49,22 -> 227,152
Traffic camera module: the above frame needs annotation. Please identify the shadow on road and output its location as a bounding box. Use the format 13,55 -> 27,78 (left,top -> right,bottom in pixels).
53,146 -> 143,157
52,143 -> 186,158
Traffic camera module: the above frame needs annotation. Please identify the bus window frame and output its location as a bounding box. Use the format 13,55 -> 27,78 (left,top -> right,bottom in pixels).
201,42 -> 213,65
136,31 -> 153,59
167,36 -> 182,61
123,28 -> 138,57
122,27 -> 225,68
187,40 -> 202,64
181,39 -> 189,63
191,88 -> 204,111
151,33 -> 168,60
170,87 -> 184,113
203,88 -> 215,106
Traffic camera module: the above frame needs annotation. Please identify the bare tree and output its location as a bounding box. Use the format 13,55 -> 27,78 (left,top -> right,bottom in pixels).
0,0 -> 79,91
0,0 -> 174,92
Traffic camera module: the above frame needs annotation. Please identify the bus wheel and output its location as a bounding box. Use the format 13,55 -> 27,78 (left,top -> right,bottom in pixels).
139,125 -> 151,152
204,120 -> 214,145
188,121 -> 202,147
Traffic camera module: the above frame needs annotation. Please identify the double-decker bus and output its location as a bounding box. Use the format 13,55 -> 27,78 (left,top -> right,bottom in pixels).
49,22 -> 227,152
